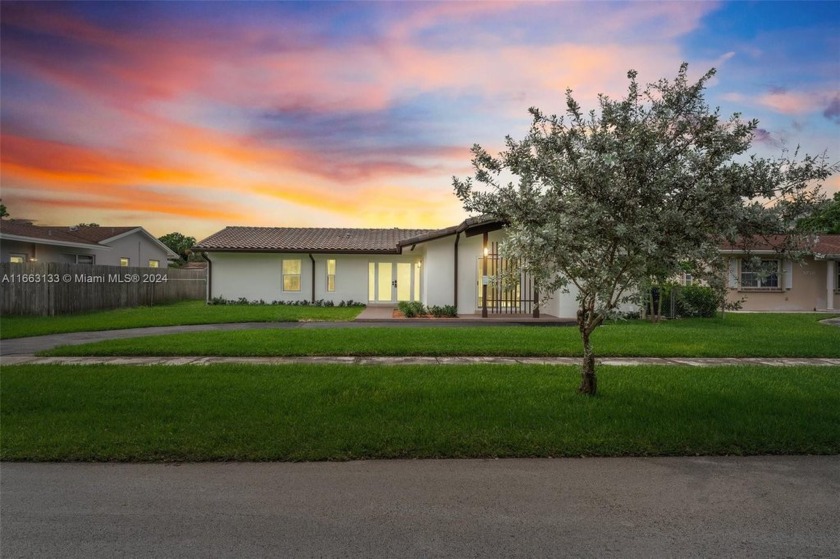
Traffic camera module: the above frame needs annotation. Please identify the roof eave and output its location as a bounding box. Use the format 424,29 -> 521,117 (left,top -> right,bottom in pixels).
0,233 -> 110,250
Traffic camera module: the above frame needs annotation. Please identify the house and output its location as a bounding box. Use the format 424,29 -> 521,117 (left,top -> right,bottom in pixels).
722,235 -> 840,311
0,220 -> 178,267
193,217 -> 580,317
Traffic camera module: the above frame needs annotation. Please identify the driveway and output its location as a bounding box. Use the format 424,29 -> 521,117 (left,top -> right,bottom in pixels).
2,456 -> 838,558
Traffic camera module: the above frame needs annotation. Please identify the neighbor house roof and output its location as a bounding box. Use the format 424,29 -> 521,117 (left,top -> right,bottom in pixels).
0,221 -> 178,258
720,234 -> 840,258
194,227 -> 437,254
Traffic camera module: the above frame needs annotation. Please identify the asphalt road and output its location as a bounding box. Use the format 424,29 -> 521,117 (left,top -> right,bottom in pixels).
3,456 -> 838,558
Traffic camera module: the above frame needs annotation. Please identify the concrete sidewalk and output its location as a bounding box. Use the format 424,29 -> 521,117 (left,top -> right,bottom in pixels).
4,354 -> 840,366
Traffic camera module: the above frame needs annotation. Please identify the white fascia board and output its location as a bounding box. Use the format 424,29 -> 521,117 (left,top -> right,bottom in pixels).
0,233 -> 111,250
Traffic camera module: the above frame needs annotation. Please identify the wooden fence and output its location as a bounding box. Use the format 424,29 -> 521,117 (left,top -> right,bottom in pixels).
0,262 -> 206,316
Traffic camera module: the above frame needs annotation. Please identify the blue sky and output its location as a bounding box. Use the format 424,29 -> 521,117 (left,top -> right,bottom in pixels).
1,1 -> 837,238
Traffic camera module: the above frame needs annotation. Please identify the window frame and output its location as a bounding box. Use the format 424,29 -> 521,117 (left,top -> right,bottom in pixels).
9,254 -> 26,264
120,257 -> 130,267
282,259 -> 302,292
148,260 -> 160,268
76,254 -> 95,265
740,258 -> 781,290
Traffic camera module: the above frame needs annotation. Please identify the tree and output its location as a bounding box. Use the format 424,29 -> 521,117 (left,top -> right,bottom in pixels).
158,232 -> 197,264
0,201 -> 8,219
77,223 -> 99,227
797,191 -> 840,233
454,64 -> 834,395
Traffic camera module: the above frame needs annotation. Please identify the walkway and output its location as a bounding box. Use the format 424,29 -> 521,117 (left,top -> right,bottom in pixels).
4,354 -> 840,366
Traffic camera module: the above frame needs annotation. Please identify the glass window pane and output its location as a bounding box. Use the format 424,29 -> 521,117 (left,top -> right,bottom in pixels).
148,260 -> 159,268
283,276 -> 300,291
414,263 -> 421,301
327,259 -> 335,275
377,263 -> 392,302
397,263 -> 411,301
283,259 -> 301,274
120,258 -> 130,267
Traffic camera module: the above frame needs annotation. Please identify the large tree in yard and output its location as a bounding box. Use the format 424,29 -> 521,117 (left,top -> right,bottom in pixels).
454,64 -> 834,395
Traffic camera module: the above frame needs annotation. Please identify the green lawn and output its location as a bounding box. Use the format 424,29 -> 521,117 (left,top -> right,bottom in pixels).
0,301 -> 363,339
1,363 -> 837,461
43,313 -> 840,358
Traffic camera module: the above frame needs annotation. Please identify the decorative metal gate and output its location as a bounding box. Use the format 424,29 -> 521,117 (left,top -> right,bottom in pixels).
477,241 -> 539,316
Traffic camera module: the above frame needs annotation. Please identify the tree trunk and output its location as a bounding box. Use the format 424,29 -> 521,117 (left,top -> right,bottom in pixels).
578,327 -> 597,396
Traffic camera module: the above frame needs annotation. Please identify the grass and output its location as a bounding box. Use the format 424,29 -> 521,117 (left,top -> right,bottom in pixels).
0,300 -> 363,339
42,313 -> 840,358
1,363 -> 837,461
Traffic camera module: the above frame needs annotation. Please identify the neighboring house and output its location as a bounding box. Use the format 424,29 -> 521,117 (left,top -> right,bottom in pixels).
722,235 -> 840,311
0,220 -> 178,267
194,217 -> 580,317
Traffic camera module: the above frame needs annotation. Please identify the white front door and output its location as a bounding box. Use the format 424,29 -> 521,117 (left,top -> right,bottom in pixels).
368,261 -> 420,303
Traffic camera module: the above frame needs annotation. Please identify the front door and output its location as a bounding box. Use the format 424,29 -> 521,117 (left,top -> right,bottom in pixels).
368,261 -> 420,303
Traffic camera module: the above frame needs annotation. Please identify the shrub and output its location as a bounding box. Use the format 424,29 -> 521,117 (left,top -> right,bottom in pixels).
675,285 -> 719,318
428,305 -> 458,318
398,300 -> 426,318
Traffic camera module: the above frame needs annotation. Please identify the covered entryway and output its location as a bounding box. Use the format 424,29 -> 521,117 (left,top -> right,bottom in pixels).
476,241 -> 539,316
368,261 -> 421,303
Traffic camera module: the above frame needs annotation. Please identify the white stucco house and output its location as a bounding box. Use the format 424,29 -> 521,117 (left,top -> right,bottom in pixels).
195,219 -> 840,316
0,220 -> 178,267
194,217 -> 580,318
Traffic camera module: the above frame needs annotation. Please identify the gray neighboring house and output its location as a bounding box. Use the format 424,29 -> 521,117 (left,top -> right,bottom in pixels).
0,220 -> 178,267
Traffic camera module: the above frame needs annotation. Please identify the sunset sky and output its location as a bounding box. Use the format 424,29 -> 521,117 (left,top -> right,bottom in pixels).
1,1 -> 838,239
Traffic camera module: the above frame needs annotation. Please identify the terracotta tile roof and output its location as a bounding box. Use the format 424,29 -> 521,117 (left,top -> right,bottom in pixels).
194,226 -> 437,253
720,234 -> 840,256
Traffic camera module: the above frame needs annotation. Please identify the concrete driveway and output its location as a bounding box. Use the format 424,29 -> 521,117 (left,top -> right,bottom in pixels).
3,456 -> 838,558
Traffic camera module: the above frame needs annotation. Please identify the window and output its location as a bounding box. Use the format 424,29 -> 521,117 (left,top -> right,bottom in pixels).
326,259 -> 336,292
120,258 -> 130,267
148,260 -> 159,268
741,259 -> 779,289
9,254 -> 26,264
283,259 -> 301,291
76,255 -> 94,265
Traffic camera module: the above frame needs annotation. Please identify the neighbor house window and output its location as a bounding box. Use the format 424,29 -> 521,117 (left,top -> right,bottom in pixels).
76,255 -> 94,265
148,260 -> 159,268
326,259 -> 336,292
9,254 -> 26,264
283,259 -> 301,291
740,259 -> 780,289
120,258 -> 130,267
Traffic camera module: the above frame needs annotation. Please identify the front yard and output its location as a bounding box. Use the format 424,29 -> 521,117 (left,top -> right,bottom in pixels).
2,363 -> 837,461
41,313 -> 840,358
0,300 -> 363,339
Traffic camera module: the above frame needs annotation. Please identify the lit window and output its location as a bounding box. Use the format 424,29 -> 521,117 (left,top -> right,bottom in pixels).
148,260 -> 159,268
741,259 -> 779,289
120,258 -> 130,267
283,259 -> 301,291
10,254 -> 26,264
326,259 -> 336,292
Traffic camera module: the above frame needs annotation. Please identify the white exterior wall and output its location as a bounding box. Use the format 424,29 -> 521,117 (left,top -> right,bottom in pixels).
208,252 -> 423,304
419,237 -> 454,308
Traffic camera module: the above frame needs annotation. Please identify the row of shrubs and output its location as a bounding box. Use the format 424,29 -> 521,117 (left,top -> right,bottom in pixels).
208,297 -> 365,307
397,300 -> 458,318
647,285 -> 724,318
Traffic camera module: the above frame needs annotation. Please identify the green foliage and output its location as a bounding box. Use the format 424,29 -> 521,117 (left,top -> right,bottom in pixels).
3,364 -> 838,460
675,285 -> 720,318
0,200 -> 8,218
797,191 -> 840,234
454,63 -> 835,392
428,305 -> 458,318
398,300 -> 427,317
207,297 -> 363,307
158,232 -> 197,263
